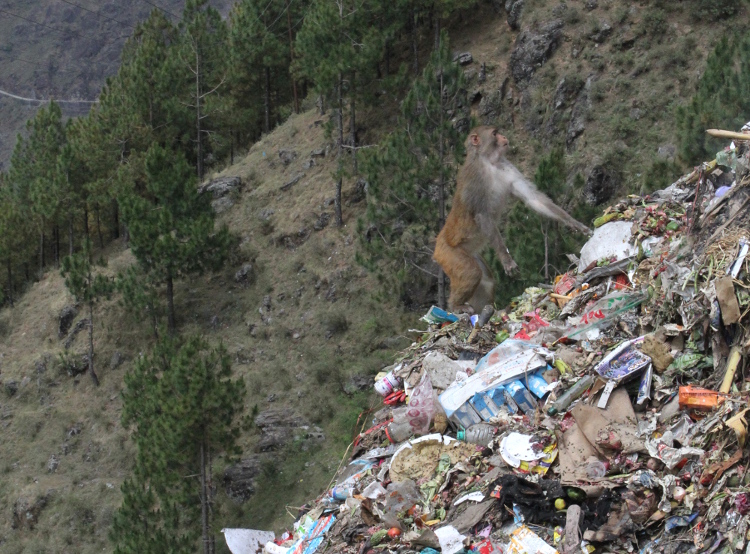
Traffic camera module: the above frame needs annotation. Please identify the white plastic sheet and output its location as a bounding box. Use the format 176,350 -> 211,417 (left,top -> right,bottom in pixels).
222,528 -> 275,554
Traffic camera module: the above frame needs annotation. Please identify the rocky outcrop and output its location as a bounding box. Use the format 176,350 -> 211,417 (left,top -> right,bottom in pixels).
58,305 -> 77,339
510,20 -> 563,84
224,456 -> 263,503
198,176 -> 242,198
584,165 -> 620,205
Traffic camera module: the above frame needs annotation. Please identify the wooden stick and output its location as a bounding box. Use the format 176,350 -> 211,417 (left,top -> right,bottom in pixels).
706,129 -> 750,141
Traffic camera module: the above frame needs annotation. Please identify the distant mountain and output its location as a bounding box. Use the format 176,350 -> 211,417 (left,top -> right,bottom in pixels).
0,0 -> 232,170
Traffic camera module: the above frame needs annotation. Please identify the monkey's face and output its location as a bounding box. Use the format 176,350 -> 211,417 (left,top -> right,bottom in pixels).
468,127 -> 508,162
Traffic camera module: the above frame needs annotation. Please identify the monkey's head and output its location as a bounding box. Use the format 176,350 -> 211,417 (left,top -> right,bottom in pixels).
467,126 -> 508,163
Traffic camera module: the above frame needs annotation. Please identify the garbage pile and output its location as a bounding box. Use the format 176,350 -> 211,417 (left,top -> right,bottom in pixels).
228,129 -> 750,554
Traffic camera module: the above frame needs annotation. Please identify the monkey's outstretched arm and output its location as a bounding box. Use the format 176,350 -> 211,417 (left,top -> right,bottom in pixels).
475,212 -> 519,275
509,170 -> 592,235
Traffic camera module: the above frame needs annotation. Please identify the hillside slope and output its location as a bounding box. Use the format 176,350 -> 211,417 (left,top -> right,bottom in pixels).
0,106 -> 412,552
0,1 -> 749,552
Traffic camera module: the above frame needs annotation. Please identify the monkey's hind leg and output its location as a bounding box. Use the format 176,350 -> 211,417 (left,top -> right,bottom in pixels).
435,243 -> 483,313
467,256 -> 495,312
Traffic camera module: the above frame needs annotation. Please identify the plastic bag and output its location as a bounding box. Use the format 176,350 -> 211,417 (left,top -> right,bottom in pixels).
403,372 -> 437,436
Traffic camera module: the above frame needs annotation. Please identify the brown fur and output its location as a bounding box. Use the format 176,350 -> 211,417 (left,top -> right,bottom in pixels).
434,126 -> 590,313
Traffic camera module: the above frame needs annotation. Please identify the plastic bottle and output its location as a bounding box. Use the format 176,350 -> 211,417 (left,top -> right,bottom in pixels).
386,417 -> 412,443
457,423 -> 496,446
546,374 -> 595,416
585,460 -> 607,479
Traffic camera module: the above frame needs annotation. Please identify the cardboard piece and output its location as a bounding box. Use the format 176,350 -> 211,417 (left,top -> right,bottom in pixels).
716,276 -> 741,325
572,387 -> 646,455
726,408 -> 749,448
556,423 -> 601,484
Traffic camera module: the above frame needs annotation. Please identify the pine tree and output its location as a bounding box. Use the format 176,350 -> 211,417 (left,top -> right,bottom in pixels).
8,101 -> 68,273
60,239 -> 114,386
119,145 -> 231,334
0,177 -> 30,306
359,37 -> 466,306
295,0 -> 387,226
178,0 -> 230,180
677,34 -> 750,164
112,336 -> 246,554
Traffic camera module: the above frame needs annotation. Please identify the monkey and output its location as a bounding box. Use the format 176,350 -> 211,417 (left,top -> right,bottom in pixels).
433,126 -> 591,313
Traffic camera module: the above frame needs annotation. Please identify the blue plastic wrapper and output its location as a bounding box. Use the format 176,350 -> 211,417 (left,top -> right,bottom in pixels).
665,512 -> 698,533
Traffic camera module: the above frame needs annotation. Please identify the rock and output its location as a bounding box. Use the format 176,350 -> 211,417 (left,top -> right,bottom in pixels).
59,305 -> 77,338
629,107 -> 642,121
505,0 -> 525,31
280,173 -> 304,192
567,75 -> 593,148
344,374 -> 373,394
255,408 -> 307,452
509,20 -> 563,84
302,159 -> 315,170
349,177 -> 367,204
278,149 -> 297,166
657,144 -> 676,161
234,263 -> 255,285
310,148 -> 325,157
258,208 -> 275,220
211,196 -> 234,214
224,456 -> 263,503
545,77 -> 585,136
589,20 -> 612,43
5,380 -> 18,397
64,318 -> 90,350
12,490 -> 53,529
313,213 -> 331,231
47,454 -> 59,473
198,176 -> 242,198
585,0 -> 598,10
453,52 -> 473,65
478,91 -> 504,125
109,351 -> 124,370
553,77 -> 584,111
584,165 -> 620,205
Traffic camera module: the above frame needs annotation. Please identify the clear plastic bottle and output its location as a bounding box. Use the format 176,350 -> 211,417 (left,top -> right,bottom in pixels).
457,423 -> 496,446
585,460 -> 607,479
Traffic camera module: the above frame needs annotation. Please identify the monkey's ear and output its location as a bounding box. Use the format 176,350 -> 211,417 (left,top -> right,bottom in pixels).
469,134 -> 480,147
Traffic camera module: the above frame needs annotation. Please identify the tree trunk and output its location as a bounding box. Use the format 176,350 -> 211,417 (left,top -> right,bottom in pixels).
83,206 -> 90,242
434,16 -> 440,50
68,215 -> 74,256
6,257 -> 13,307
196,44 -> 204,182
54,225 -> 60,267
88,300 -> 100,386
200,440 -> 210,554
263,66 -> 271,134
112,200 -> 120,240
166,271 -> 176,334
412,8 -> 419,75
335,74 -> 344,227
286,0 -> 299,114
39,230 -> 45,275
385,39 -> 391,76
96,209 -> 104,249
437,65 -> 447,309
349,72 -> 357,174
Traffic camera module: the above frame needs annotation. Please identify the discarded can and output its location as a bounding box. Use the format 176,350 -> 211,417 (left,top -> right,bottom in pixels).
374,371 -> 402,397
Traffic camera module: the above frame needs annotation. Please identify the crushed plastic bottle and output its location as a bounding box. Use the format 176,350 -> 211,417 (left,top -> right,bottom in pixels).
457,423 -> 496,446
